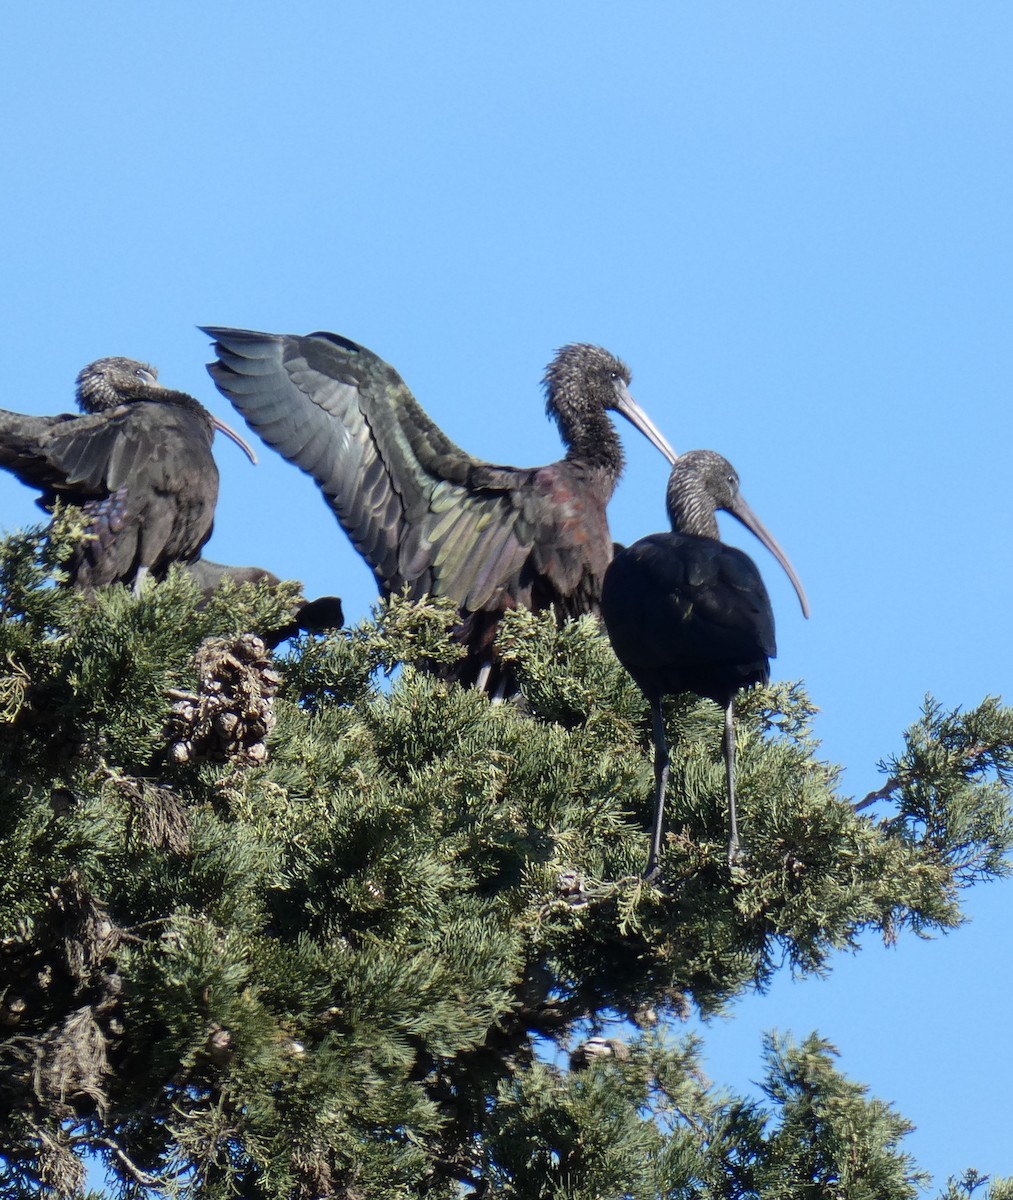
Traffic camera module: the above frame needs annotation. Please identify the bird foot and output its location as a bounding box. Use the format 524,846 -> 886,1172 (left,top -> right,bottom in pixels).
727,839 -> 748,873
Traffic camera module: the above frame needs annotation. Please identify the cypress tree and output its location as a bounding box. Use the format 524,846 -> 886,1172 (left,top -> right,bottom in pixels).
0,517 -> 1009,1199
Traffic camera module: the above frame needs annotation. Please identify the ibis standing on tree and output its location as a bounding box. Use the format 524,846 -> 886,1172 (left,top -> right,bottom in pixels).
202,327 -> 679,687
601,450 -> 810,876
0,357 -> 257,592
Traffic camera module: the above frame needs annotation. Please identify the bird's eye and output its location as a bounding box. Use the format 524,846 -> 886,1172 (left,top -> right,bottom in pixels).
135,367 -> 156,384
609,370 -> 621,381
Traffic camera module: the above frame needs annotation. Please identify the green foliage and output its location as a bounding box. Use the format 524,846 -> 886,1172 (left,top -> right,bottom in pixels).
936,1170 -> 1013,1200
877,696 -> 1013,886
483,1031 -> 925,1198
0,530 -> 1007,1197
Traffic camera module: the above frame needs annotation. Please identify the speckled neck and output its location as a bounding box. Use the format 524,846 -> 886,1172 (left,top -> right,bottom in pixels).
666,461 -> 720,539
543,344 -> 628,478
662,453 -> 729,540
556,403 -> 624,475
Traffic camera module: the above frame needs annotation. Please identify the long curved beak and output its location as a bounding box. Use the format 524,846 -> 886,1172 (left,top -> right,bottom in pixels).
212,415 -> 259,465
728,493 -> 811,619
613,381 -> 678,466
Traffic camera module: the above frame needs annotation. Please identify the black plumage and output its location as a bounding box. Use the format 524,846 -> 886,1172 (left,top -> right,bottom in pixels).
182,557 -> 283,594
202,327 -> 678,686
601,450 -> 810,875
183,557 -> 345,648
0,357 -> 256,590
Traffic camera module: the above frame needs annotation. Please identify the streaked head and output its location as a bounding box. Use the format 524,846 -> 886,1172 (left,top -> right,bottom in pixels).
75,357 -> 162,413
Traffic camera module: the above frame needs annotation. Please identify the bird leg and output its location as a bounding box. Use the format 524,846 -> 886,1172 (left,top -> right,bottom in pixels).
723,699 -> 741,867
131,566 -> 150,598
473,661 -> 512,704
645,698 -> 670,879
474,661 -> 493,694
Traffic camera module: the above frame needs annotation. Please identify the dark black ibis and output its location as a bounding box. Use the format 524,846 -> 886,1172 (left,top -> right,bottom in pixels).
182,557 -> 283,595
183,557 -> 345,648
601,450 -> 810,875
0,357 -> 256,591
202,327 -> 678,687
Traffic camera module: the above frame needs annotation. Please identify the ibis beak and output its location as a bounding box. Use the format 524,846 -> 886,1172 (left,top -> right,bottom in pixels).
728,494 -> 811,619
613,381 -> 678,466
212,415 -> 259,465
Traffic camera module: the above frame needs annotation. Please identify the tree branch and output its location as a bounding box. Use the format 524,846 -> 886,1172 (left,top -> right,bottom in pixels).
852,778 -> 901,813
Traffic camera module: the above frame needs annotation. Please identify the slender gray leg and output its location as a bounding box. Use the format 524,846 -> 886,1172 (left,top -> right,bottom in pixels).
475,662 -> 510,704
646,698 -> 670,879
131,565 -> 150,598
723,699 -> 740,867
474,661 -> 493,694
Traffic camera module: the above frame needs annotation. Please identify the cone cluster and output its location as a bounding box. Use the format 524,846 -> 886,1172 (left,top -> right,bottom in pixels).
166,633 -> 281,765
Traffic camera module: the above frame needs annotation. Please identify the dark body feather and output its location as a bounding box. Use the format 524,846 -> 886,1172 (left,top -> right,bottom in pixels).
600,531 -> 775,709
203,327 -> 677,684
0,358 -> 249,589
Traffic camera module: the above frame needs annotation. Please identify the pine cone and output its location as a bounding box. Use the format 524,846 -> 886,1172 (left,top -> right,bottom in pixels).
568,1037 -> 631,1071
165,634 -> 281,766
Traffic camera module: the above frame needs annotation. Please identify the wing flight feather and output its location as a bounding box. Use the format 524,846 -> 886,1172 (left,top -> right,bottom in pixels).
203,327 -> 593,613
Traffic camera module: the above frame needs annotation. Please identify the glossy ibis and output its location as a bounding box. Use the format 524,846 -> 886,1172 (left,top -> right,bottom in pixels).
601,450 -> 810,875
183,557 -> 283,595
184,557 -> 345,648
202,327 -> 678,687
0,357 -> 256,591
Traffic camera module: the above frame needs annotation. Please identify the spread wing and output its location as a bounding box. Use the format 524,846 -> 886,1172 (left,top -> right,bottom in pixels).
0,402 -> 219,585
0,407 -> 151,498
203,327 -> 610,614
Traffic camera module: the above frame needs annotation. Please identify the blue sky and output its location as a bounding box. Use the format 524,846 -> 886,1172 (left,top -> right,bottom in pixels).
1,3 -> 1011,1188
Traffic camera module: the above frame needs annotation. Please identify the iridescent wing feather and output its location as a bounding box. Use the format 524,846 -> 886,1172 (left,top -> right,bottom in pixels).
203,328 -> 609,614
